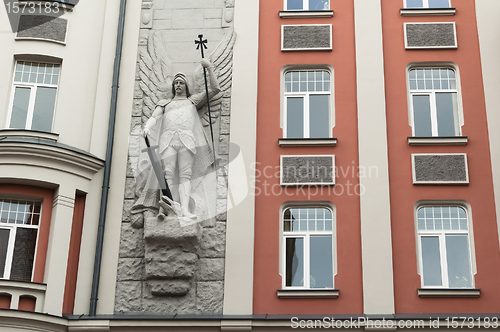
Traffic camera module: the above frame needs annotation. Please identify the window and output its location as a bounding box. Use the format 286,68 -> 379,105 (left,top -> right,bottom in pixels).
405,0 -> 450,8
409,67 -> 461,137
284,70 -> 331,138
285,0 -> 329,10
283,207 -> 334,289
7,61 -> 60,132
0,199 -> 42,281
417,206 -> 474,288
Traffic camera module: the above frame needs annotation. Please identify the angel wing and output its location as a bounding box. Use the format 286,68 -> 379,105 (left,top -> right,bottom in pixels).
138,31 -> 173,125
192,28 -> 236,126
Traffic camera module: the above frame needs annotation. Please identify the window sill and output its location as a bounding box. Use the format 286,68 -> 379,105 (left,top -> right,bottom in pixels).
400,8 -> 456,16
277,289 -> 339,298
279,138 -> 337,147
279,10 -> 334,18
418,288 -> 480,298
408,136 -> 468,146
0,129 -> 59,142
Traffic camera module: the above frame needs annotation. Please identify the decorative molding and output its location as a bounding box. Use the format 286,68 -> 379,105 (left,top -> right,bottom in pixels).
53,195 -> 75,209
0,129 -> 59,142
408,136 -> 468,146
279,138 -> 337,147
281,24 -> 332,51
0,279 -> 46,311
277,289 -> 339,298
279,10 -> 334,18
400,8 -> 456,16
412,153 -> 469,185
418,288 -> 480,298
0,137 -> 104,180
404,22 -> 457,49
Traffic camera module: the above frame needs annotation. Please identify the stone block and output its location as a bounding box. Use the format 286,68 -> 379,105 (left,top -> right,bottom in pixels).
122,199 -> 134,222
152,19 -> 172,30
139,29 -> 149,46
126,157 -> 138,178
152,0 -> 165,9
128,135 -> 140,157
171,10 -> 204,29
117,258 -> 144,281
134,80 -> 143,99
216,212 -> 227,222
220,115 -> 230,134
145,249 -> 197,279
119,222 -> 145,258
218,141 -> 229,155
199,222 -> 226,258
124,178 -> 136,199
142,281 -> 197,313
114,281 -> 142,313
144,217 -> 203,252
216,198 -> 227,216
221,97 -> 231,116
165,0 -> 215,9
282,25 -> 332,50
148,279 -> 191,296
281,155 -> 335,185
196,258 -> 225,281
405,23 -> 456,48
197,281 -> 223,314
217,176 -> 228,199
154,9 -> 171,19
205,8 -> 222,19
17,16 -> 67,43
204,18 -> 221,29
132,99 -> 143,117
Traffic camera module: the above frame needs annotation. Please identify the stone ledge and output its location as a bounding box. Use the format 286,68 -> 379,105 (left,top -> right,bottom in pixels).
279,138 -> 337,147
0,129 -> 59,141
400,8 -> 456,16
408,136 -> 468,146
418,288 -> 480,298
279,10 -> 334,18
277,289 -> 339,298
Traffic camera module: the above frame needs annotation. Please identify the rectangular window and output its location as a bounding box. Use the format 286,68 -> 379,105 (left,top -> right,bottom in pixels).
405,0 -> 450,8
283,207 -> 334,289
409,68 -> 460,137
417,206 -> 474,288
0,199 -> 41,282
285,0 -> 329,10
7,61 -> 60,132
284,70 -> 331,138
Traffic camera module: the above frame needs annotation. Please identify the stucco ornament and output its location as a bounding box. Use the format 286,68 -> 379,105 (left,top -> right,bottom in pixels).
130,28 -> 235,297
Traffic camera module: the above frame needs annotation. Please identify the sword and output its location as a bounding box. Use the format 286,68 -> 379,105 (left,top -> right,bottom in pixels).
142,135 -> 173,201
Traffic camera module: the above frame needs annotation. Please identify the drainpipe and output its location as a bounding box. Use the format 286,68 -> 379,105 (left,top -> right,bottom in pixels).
89,0 -> 127,316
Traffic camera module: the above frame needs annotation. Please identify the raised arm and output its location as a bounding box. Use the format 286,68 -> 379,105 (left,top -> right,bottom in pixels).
142,104 -> 164,137
191,59 -> 221,108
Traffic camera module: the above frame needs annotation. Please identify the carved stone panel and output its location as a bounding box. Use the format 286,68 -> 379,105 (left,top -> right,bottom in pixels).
412,153 -> 468,184
282,24 -> 332,51
281,155 -> 335,185
405,22 -> 457,49
17,15 -> 67,43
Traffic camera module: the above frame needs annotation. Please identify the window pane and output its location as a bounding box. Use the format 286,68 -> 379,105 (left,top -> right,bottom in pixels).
287,0 -> 303,10
428,0 -> 449,8
446,235 -> 472,288
413,95 -> 432,136
309,95 -> 329,138
310,236 -> 333,288
310,0 -> 328,10
421,236 -> 442,286
436,92 -> 458,137
287,97 -> 304,138
406,0 -> 423,7
286,238 -> 304,287
10,228 -> 37,282
10,87 -> 31,129
31,87 -> 57,132
0,229 -> 10,278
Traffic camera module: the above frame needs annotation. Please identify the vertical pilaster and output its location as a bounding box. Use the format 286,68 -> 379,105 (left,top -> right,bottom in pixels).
354,0 -> 395,315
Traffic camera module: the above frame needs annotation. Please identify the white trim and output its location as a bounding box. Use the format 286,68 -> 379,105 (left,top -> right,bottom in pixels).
279,10 -> 334,18
280,155 -> 335,186
278,202 -> 337,290
279,138 -> 337,147
277,289 -> 339,298
281,24 -> 332,51
14,37 -> 67,45
414,201 -> 477,290
404,22 -> 457,49
0,129 -> 59,141
403,0 -> 451,9
406,63 -> 464,137
400,8 -> 456,16
407,136 -> 467,146
411,153 -> 469,185
418,288 -> 480,297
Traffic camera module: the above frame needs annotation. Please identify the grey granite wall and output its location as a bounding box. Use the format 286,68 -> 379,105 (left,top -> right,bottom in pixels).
413,154 -> 468,183
17,15 -> 67,42
282,25 -> 331,50
115,0 -> 233,315
405,23 -> 456,48
281,155 -> 335,185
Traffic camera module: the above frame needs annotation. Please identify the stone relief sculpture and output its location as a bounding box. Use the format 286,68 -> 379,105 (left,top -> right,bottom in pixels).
127,28 -> 236,297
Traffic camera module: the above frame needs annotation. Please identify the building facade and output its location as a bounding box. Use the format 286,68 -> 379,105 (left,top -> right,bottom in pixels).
0,0 -> 499,331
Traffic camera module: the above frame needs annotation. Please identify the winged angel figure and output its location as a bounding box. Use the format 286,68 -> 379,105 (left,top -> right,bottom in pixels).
131,28 -> 236,227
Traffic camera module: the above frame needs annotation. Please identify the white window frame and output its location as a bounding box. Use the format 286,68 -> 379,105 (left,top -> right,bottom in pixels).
281,66 -> 334,139
414,202 -> 476,289
407,63 -> 463,137
404,0 -> 451,8
280,202 -> 336,290
6,61 -> 60,132
0,199 -> 42,281
284,0 -> 330,11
